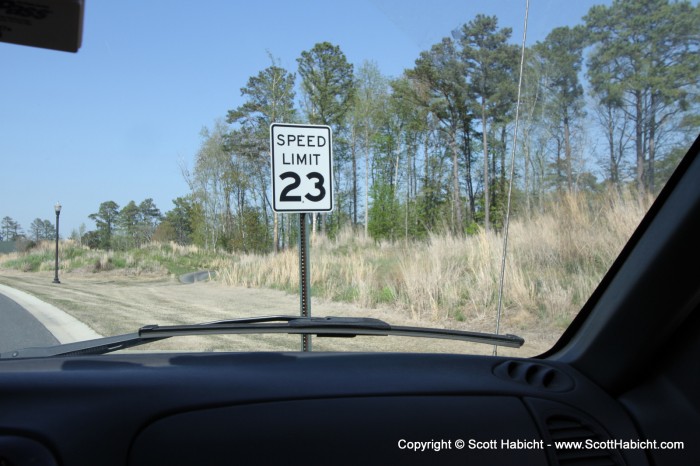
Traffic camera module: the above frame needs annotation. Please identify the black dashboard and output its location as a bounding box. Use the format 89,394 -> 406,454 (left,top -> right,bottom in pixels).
0,352 -> 651,465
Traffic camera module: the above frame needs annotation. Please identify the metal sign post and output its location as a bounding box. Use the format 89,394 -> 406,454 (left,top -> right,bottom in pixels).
270,123 -> 333,352
298,213 -> 311,351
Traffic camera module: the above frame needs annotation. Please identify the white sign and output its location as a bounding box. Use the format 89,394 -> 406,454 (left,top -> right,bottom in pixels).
270,123 -> 333,212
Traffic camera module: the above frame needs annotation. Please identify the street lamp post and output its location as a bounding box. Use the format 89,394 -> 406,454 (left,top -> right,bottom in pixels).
53,202 -> 61,284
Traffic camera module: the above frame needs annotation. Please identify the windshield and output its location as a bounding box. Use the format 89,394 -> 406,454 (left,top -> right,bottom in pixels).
1,0 -> 698,357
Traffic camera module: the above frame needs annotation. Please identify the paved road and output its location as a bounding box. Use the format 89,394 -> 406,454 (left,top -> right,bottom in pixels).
0,292 -> 59,353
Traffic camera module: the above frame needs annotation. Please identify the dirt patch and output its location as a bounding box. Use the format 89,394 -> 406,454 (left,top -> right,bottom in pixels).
0,268 -> 555,356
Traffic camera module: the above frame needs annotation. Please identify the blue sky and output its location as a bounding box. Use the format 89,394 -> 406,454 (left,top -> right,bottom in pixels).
1,0 -> 606,235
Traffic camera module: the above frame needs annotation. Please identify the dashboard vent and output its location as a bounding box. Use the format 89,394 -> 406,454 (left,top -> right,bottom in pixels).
545,415 -> 624,465
493,360 -> 574,392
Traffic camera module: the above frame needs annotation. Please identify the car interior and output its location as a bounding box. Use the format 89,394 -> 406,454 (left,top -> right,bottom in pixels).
1,1 -> 698,465
0,137 -> 696,466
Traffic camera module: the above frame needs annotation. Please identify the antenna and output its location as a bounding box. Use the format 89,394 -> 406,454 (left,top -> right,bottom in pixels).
494,0 -> 530,356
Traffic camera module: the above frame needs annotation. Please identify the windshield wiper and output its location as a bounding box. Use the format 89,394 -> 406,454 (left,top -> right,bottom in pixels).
1,316 -> 524,358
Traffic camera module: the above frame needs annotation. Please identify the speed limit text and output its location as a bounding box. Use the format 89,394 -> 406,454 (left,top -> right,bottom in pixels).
275,134 -> 328,148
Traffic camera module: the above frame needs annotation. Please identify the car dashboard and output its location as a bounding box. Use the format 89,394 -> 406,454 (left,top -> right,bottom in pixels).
0,351 -> 660,465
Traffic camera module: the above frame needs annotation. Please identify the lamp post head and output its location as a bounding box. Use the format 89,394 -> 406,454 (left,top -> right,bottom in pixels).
54,202 -> 62,215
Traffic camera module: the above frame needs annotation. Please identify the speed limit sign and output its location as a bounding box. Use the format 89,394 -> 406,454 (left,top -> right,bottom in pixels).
270,123 -> 333,212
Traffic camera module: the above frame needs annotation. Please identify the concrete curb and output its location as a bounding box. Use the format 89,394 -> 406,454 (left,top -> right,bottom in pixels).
0,284 -> 103,344
179,270 -> 215,284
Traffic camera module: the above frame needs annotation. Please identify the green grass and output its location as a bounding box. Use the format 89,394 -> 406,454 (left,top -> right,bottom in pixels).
0,241 -> 227,278
2,250 -> 53,272
373,285 -> 396,304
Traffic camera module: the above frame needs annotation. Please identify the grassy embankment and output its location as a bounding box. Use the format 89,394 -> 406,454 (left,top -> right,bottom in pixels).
0,190 -> 650,334
0,241 -> 218,279
215,190 -> 650,332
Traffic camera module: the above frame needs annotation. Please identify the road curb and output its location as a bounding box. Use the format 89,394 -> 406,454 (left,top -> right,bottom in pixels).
179,270 -> 215,284
0,284 -> 103,344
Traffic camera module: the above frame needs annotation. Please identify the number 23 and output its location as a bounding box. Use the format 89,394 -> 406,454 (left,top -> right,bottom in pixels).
279,172 -> 326,202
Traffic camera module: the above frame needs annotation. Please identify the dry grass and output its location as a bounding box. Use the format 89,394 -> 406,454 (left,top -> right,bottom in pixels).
0,189 -> 651,356
217,189 -> 652,337
0,269 -> 548,356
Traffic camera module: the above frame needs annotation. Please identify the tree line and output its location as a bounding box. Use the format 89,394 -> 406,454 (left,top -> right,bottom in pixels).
179,0 -> 698,251
11,0 -> 695,254
1,216 -> 56,243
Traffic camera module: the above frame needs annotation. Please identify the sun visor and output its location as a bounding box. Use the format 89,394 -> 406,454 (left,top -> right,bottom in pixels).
0,0 -> 84,52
